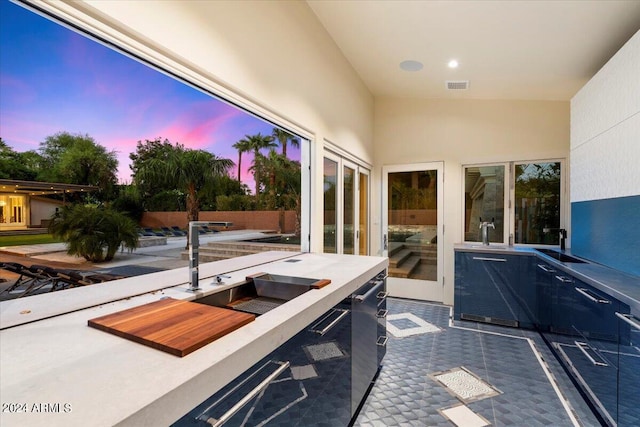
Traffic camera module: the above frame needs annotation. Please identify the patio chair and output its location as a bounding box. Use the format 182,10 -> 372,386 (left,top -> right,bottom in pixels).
143,227 -> 165,237
171,226 -> 187,235
0,262 -> 56,297
83,272 -> 127,283
199,225 -> 220,234
161,226 -> 186,236
137,228 -> 156,237
23,264 -> 63,295
54,270 -> 94,288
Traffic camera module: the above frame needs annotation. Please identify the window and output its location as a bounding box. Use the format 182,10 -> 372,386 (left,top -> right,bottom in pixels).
514,162 -> 562,245
464,160 -> 564,246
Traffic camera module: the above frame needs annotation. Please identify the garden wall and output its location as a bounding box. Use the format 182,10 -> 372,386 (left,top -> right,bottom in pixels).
141,210 -> 297,233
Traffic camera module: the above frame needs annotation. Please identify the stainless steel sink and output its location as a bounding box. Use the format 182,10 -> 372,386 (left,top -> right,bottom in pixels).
195,274 -> 330,315
535,248 -> 586,263
249,273 -> 330,300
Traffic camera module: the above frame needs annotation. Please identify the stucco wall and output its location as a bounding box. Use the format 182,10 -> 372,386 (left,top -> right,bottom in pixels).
373,98 -> 570,303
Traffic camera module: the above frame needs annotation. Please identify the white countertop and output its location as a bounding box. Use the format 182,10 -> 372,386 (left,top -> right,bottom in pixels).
0,252 -> 388,427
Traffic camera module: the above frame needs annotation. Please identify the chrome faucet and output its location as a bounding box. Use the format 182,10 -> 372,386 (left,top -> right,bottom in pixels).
479,217 -> 495,246
187,220 -> 234,292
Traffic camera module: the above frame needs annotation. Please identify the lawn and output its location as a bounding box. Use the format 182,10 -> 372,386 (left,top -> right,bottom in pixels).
0,234 -> 62,247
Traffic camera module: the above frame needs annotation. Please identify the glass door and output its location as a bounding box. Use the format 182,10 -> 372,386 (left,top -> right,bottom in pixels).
323,151 -> 370,255
343,161 -> 356,254
382,162 -> 444,301
359,169 -> 370,255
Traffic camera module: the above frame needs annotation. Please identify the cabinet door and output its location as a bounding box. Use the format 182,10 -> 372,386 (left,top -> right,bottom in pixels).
455,252 -> 520,326
551,273 -> 626,426
516,256 -> 537,329
534,260 -> 556,330
616,307 -> 640,427
172,301 -> 353,427
554,274 -> 621,341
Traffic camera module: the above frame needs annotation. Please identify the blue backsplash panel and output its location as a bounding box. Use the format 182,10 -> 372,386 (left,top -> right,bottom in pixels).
572,195 -> 640,277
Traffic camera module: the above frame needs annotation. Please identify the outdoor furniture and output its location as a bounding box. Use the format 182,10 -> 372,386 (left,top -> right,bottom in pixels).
161,226 -> 186,236
199,225 -> 220,234
54,270 -> 94,288
171,226 -> 188,235
0,262 -> 56,297
143,227 -> 165,237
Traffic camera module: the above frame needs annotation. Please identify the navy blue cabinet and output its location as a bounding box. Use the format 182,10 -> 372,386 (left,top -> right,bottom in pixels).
455,248 -> 639,426
533,259 -> 556,330
454,251 -> 522,327
540,271 -> 633,426
616,307 -> 640,426
173,273 -> 386,426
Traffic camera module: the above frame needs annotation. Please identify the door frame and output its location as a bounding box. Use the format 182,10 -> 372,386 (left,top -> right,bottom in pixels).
382,162 -> 444,302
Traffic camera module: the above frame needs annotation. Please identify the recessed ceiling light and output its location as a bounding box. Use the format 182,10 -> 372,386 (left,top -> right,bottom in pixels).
448,59 -> 459,69
400,60 -> 423,72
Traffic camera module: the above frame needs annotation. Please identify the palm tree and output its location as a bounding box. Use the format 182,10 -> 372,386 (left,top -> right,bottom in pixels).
134,144 -> 233,247
49,204 -> 138,262
244,133 -> 276,195
232,138 -> 252,183
272,128 -> 300,157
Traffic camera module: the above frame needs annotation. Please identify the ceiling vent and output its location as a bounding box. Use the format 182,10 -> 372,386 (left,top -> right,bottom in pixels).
446,80 -> 469,90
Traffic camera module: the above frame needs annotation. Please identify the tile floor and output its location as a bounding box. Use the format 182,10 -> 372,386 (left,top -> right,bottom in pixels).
354,298 -> 601,427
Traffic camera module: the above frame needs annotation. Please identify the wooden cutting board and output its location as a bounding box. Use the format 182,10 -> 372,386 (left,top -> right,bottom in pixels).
88,298 -> 255,357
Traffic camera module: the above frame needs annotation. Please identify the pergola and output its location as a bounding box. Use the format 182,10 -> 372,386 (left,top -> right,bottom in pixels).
0,179 -> 99,198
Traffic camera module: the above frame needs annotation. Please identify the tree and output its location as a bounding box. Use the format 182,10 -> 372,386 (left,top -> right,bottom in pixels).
243,133 -> 277,195
49,204 -> 138,262
129,138 -> 177,197
231,137 -> 252,184
133,143 -> 233,247
37,132 -> 118,199
0,138 -> 41,180
271,128 -> 300,158
251,148 -> 302,234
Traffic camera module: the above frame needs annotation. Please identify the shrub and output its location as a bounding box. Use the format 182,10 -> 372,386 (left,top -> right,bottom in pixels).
48,204 -> 138,262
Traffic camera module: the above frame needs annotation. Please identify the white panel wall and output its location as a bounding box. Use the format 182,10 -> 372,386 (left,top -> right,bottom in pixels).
373,98 -> 569,304
571,30 -> 640,202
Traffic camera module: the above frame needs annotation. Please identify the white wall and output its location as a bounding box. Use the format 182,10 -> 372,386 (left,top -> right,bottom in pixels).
30,197 -> 61,226
373,98 -> 569,304
38,0 -> 374,252
571,30 -> 640,202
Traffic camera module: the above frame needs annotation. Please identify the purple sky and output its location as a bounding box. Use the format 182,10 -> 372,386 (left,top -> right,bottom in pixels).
0,0 -> 299,188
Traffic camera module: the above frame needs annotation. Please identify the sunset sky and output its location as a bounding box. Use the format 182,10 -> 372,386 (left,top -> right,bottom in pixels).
0,0 -> 299,187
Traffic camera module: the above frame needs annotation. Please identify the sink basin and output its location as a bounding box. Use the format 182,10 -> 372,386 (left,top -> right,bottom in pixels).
195,274 -> 330,315
535,248 -> 586,263
248,273 -> 331,300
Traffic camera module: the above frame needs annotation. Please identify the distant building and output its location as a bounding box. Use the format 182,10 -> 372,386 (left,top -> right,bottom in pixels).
0,180 -> 97,231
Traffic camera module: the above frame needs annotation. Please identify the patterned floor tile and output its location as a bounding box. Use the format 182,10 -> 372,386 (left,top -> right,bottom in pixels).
353,298 -> 601,427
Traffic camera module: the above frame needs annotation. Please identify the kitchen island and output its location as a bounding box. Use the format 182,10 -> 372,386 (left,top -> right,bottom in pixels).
0,252 -> 388,427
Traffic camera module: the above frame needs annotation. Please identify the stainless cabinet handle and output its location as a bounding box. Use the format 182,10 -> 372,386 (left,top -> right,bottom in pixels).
377,291 -> 388,299
199,360 -> 290,426
377,336 -> 388,347
616,312 -> 640,331
575,287 -> 610,304
555,275 -> 573,283
575,342 -> 608,367
355,280 -> 385,302
537,264 -> 555,273
377,309 -> 388,318
472,256 -> 506,262
309,309 -> 349,335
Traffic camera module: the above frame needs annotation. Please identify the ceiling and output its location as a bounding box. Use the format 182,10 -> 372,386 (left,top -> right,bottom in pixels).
307,0 -> 640,101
